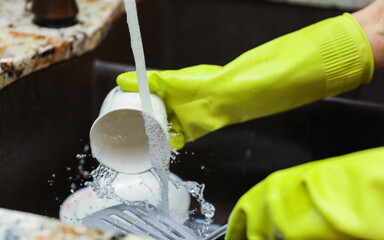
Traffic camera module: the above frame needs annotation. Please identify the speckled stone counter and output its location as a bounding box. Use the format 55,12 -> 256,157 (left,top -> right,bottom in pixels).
0,208 -> 153,240
0,0 -> 126,90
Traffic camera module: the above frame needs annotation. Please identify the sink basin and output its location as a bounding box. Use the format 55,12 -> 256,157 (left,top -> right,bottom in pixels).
1,0 -> 384,232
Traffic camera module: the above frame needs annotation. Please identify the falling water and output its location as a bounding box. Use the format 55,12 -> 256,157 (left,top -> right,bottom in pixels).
83,0 -> 215,237
123,0 -> 170,212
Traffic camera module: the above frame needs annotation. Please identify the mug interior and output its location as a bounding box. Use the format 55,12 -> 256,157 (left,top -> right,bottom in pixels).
90,109 -> 154,173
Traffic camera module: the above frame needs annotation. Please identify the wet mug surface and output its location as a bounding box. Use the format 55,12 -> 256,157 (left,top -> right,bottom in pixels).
90,86 -> 168,174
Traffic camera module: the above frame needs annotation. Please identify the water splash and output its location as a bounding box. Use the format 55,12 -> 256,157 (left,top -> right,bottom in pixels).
173,180 -> 216,237
122,0 -> 173,213
142,113 -> 171,212
86,164 -> 118,200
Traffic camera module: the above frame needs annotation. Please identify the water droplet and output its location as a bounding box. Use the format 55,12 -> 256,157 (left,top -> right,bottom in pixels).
84,144 -> 90,153
201,202 -> 215,219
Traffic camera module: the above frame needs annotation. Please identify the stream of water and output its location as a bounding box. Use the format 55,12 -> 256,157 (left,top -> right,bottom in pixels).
87,0 -> 215,237
123,0 -> 171,213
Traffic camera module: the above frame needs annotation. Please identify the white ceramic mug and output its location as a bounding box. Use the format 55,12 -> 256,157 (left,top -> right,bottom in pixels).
90,86 -> 168,174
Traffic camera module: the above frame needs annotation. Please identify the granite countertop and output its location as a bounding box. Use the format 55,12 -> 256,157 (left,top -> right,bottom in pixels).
0,0 -> 126,91
0,208 -> 153,240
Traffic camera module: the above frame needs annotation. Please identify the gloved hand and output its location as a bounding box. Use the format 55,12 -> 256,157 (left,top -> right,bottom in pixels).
117,13 -> 373,150
226,147 -> 384,240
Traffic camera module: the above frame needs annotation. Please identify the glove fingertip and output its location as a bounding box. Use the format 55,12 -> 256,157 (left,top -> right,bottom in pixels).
226,208 -> 248,240
116,72 -> 139,92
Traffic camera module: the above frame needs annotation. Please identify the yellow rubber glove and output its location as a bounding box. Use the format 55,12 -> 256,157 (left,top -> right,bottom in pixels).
226,147 -> 384,240
117,13 -> 373,150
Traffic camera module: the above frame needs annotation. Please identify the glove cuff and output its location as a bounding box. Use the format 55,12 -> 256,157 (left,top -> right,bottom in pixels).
303,13 -> 374,98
